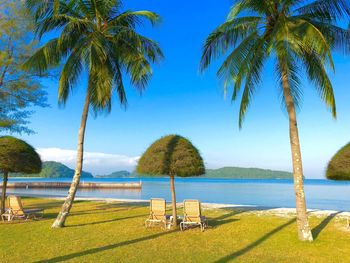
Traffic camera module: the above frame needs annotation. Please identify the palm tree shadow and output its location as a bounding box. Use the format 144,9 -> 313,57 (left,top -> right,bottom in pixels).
65,214 -> 147,227
214,209 -> 246,220
213,218 -> 296,262
34,230 -> 177,263
207,209 -> 245,228
210,218 -> 239,227
312,211 -> 342,240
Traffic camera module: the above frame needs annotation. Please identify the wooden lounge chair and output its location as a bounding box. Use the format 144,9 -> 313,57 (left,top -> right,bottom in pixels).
7,195 -> 44,221
145,198 -> 170,229
180,199 -> 207,231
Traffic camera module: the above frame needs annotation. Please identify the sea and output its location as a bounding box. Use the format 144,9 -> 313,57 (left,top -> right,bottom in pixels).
6,177 -> 350,211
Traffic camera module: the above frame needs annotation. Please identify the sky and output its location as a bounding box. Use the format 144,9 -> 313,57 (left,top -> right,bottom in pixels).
17,0 -> 350,178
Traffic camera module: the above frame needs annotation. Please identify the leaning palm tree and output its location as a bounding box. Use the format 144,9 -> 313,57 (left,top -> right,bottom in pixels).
24,0 -> 163,228
200,0 -> 350,241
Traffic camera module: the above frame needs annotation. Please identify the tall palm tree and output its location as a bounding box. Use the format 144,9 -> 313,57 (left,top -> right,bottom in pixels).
200,0 -> 350,241
24,0 -> 163,228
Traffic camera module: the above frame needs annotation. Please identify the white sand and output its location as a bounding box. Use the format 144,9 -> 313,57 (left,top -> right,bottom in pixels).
22,194 -> 350,219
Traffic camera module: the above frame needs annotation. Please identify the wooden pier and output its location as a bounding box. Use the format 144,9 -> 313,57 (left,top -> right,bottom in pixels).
2,181 -> 142,189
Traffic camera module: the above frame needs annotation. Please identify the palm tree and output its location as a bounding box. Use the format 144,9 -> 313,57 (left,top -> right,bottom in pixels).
200,0 -> 350,241
24,0 -> 163,228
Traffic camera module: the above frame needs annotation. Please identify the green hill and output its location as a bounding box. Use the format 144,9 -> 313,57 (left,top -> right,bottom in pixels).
95,170 -> 131,178
108,167 -> 293,179
204,167 -> 293,179
9,161 -> 93,178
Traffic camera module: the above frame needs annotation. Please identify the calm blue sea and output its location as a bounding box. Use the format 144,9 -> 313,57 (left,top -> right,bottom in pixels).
7,177 -> 350,211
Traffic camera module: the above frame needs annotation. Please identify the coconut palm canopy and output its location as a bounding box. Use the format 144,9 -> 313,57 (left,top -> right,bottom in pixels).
137,135 -> 205,177
0,136 -> 42,174
326,142 -> 350,180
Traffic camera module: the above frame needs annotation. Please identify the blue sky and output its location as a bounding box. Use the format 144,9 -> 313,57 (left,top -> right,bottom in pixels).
19,0 -> 350,178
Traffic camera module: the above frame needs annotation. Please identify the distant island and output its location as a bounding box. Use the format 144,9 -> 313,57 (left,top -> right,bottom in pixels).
6,161 -> 292,179
204,167 -> 293,179
10,161 -> 93,178
97,167 -> 293,179
95,170 -> 131,178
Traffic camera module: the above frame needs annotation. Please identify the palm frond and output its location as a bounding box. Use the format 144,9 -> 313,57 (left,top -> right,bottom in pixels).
300,50 -> 336,117
237,38 -> 268,128
216,32 -> 258,96
287,17 -> 334,69
228,0 -> 270,19
295,0 -> 350,21
22,38 -> 61,74
200,16 -> 261,71
275,50 -> 303,112
58,43 -> 85,104
292,17 -> 350,54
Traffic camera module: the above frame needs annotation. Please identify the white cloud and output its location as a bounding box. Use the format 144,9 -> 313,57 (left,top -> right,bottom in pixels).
37,148 -> 139,175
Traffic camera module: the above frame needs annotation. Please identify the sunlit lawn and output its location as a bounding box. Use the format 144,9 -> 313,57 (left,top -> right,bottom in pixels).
0,198 -> 349,262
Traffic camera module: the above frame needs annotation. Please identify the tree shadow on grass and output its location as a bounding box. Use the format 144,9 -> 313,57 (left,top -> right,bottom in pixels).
65,213 -> 148,227
98,202 -> 149,209
213,209 -> 247,220
312,211 -> 342,240
34,230 -> 177,263
213,218 -> 296,262
69,208 -> 130,217
25,201 -> 64,210
210,218 -> 239,228
206,209 -> 245,228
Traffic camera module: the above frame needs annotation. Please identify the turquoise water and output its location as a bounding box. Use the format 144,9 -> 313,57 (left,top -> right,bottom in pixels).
7,178 -> 350,211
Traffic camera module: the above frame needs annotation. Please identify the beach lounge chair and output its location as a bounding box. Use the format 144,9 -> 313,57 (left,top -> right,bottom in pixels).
7,195 -> 44,221
145,198 -> 170,229
180,199 -> 207,231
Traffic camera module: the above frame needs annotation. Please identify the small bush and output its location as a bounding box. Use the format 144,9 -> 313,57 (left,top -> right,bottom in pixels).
0,136 -> 42,174
137,135 -> 205,177
326,142 -> 350,180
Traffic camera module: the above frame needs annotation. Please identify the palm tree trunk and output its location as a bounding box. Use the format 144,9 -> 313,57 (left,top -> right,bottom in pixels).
51,92 -> 90,228
1,171 -> 8,214
280,65 -> 313,241
170,174 -> 177,227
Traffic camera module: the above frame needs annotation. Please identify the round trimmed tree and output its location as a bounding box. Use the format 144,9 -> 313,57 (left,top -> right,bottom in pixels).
0,136 -> 42,214
326,143 -> 350,181
137,135 -> 205,227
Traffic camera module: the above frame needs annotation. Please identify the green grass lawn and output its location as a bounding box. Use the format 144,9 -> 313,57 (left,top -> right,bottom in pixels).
1,198 -> 350,263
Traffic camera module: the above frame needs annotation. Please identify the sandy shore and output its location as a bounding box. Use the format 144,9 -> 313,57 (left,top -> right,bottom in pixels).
16,193 -> 350,219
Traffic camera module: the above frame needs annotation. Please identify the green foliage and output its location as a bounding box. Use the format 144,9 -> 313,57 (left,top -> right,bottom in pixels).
205,167 -> 293,179
137,135 -> 205,177
24,0 -> 163,114
200,0 -> 350,128
0,0 -> 48,134
326,143 -> 350,180
0,136 -> 41,174
10,161 -> 93,178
